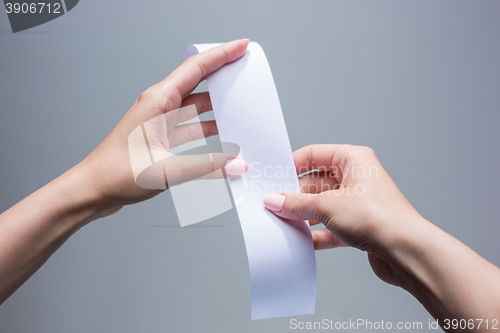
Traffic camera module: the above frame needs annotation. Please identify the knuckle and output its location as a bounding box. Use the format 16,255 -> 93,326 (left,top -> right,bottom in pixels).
286,193 -> 323,221
348,146 -> 377,163
315,195 -> 333,223
188,55 -> 208,77
204,154 -> 214,175
185,55 -> 197,66
286,195 -> 303,218
360,146 -> 376,156
138,87 -> 157,103
139,86 -> 171,113
338,144 -> 355,157
198,58 -> 209,76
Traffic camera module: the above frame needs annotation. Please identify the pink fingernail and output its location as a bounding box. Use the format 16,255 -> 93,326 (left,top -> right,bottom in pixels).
224,159 -> 248,176
263,194 -> 285,212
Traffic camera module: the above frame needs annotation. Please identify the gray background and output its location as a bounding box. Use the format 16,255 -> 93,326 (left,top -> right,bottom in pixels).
1,1 -> 499,332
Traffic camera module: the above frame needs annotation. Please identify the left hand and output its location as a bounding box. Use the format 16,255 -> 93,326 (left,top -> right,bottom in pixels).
77,39 -> 250,218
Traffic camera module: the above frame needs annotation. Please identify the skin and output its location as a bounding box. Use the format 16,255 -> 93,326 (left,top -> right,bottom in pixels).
0,39 -> 250,305
265,144 -> 500,332
0,38 -> 498,332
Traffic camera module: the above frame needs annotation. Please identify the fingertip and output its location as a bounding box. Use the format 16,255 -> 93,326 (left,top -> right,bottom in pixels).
263,194 -> 286,212
311,232 -> 318,250
224,159 -> 248,176
233,39 -> 250,47
224,39 -> 250,62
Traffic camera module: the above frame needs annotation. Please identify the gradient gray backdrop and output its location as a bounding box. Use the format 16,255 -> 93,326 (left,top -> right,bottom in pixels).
1,1 -> 499,332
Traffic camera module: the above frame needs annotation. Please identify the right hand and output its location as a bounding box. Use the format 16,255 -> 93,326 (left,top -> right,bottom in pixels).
263,144 -> 428,287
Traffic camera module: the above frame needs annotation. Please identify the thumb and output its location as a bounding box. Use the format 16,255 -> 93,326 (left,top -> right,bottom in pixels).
263,193 -> 328,223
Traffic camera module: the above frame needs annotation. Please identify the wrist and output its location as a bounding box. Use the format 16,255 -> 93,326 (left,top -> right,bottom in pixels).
379,215 -> 500,323
55,161 -> 116,227
376,214 -> 445,295
378,215 -> 467,318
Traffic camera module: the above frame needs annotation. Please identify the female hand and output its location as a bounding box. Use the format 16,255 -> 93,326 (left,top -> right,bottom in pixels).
78,39 -> 250,217
263,144 -> 500,329
263,144 -> 424,287
0,39 -> 250,305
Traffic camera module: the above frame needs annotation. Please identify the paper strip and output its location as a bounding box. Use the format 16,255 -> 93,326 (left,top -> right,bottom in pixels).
185,42 -> 317,320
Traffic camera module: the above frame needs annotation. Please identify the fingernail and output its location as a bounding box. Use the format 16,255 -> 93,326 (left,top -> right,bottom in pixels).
242,39 -> 250,43
224,159 -> 248,176
263,194 -> 285,212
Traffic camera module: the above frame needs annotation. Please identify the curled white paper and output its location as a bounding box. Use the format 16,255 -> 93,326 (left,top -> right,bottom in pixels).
185,42 -> 317,320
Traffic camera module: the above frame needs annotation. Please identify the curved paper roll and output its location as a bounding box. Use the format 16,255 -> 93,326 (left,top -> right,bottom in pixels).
185,42 -> 317,320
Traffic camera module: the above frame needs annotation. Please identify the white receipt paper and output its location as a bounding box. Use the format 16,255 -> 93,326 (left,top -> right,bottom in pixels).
185,42 -> 317,320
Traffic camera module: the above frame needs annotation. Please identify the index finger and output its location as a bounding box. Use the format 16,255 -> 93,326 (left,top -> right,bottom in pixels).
161,39 -> 249,107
